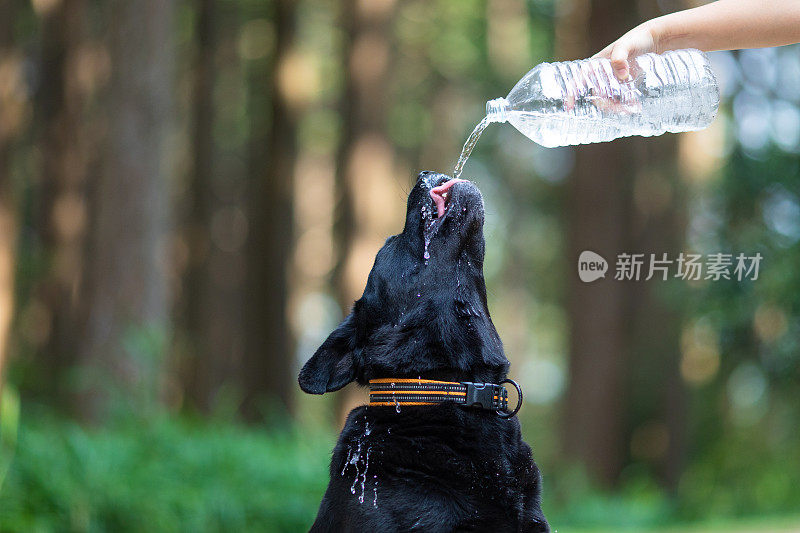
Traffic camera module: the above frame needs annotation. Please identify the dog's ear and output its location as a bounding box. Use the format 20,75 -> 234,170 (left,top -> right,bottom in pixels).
298,313 -> 357,394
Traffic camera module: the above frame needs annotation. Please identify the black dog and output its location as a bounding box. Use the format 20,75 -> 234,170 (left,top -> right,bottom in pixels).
299,171 -> 549,532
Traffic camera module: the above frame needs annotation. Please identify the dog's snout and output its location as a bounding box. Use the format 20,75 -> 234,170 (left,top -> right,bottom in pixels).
417,170 -> 450,190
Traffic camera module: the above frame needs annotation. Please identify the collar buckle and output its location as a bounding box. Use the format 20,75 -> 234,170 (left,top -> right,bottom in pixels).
461,381 -> 503,410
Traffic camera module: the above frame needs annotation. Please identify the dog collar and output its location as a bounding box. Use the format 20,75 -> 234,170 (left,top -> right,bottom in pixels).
368,378 -> 523,418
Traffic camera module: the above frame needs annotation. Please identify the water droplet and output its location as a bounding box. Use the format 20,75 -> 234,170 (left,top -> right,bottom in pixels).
351,460 -> 360,494
350,441 -> 362,494
341,447 -> 352,476
358,446 -> 371,503
390,381 -> 401,412
373,475 -> 378,508
422,230 -> 434,263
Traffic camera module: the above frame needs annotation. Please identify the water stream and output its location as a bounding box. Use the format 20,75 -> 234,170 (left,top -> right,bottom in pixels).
452,116 -> 491,179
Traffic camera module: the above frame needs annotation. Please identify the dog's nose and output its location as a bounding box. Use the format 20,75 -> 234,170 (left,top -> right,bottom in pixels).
416,171 -> 434,188
417,171 -> 448,189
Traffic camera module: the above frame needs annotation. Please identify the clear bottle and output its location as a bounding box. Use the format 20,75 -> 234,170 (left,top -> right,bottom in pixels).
485,49 -> 719,148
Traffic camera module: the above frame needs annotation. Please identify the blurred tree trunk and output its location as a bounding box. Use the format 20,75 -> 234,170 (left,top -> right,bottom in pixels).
34,0 -> 87,399
563,141 -> 633,487
0,0 -> 21,391
182,0 -> 216,411
182,0 -> 242,413
559,0 -> 631,486
76,0 -> 174,422
333,0 -> 400,424
628,138 -> 687,491
560,0 -> 686,487
243,0 -> 297,419
628,0 -> 690,492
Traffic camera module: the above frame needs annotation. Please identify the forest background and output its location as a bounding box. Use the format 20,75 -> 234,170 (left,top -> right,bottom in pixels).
1,0 -> 800,531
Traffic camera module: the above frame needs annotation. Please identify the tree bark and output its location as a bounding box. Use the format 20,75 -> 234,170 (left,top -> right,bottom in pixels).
559,0 -> 669,487
33,0 -> 88,399
181,0 -> 247,413
243,0 -> 297,419
560,0 -> 687,487
76,0 -> 174,422
182,0 -> 216,411
0,0 -> 21,392
333,0 -> 401,424
563,140 -> 634,486
627,137 -> 687,491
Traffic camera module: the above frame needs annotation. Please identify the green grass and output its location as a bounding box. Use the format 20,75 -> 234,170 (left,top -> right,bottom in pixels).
0,410 -> 334,532
0,405 -> 797,532
565,515 -> 800,533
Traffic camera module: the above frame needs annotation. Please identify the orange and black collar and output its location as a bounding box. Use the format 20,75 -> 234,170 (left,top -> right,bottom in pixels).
368,378 -> 523,418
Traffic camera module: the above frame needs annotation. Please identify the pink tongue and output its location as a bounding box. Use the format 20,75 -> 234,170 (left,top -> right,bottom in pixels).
430,179 -> 465,218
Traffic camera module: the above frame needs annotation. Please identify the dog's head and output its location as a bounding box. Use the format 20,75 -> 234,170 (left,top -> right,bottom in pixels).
299,171 -> 508,394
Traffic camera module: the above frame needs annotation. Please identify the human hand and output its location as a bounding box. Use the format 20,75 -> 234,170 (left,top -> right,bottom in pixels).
593,21 -> 661,80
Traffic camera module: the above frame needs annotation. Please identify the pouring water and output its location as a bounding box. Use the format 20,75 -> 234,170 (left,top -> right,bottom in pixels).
450,49 -> 718,177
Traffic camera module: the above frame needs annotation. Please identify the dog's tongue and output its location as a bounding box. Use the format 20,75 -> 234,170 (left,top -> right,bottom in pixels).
430,178 -> 465,218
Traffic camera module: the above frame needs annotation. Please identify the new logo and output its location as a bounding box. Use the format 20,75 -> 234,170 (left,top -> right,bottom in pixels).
578,250 -> 608,283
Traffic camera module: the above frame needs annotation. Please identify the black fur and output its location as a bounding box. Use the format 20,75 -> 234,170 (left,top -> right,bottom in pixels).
299,171 -> 549,532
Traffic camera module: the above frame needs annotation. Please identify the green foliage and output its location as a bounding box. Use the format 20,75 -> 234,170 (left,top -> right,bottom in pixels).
0,413 -> 333,532
546,466 -> 674,530
545,458 -> 800,531
2,409 -> 799,532
679,423 -> 800,520
0,387 -> 20,492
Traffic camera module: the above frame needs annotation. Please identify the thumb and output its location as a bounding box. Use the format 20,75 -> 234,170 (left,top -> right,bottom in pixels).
610,45 -> 630,80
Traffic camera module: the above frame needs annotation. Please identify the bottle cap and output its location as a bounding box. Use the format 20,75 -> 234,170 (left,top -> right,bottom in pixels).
486,97 -> 509,123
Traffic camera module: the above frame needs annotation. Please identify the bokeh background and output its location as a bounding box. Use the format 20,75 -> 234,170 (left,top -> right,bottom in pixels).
0,0 -> 799,531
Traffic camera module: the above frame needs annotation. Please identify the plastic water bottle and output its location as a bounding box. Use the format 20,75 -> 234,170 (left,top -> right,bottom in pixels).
485,49 -> 719,148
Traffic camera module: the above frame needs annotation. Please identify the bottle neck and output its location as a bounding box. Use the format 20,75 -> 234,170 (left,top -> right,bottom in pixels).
485,97 -> 509,123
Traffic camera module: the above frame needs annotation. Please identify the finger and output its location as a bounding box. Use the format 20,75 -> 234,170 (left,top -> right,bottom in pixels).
610,45 -> 630,80
592,44 -> 613,59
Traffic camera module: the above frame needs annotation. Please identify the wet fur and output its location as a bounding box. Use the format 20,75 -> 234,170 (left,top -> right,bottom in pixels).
299,171 -> 549,532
